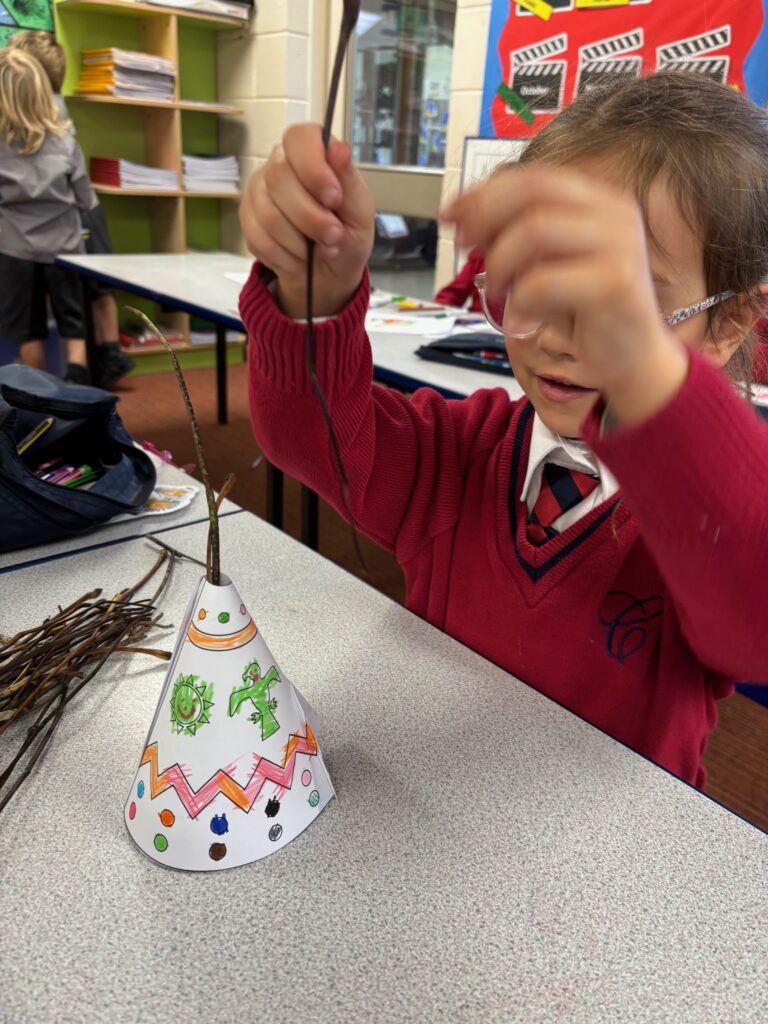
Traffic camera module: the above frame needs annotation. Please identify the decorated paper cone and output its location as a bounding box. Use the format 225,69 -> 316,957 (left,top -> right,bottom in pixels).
125,574 -> 334,871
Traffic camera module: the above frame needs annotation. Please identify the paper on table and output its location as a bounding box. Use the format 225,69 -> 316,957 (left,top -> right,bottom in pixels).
108,484 -> 198,523
365,312 -> 457,336
224,271 -> 249,286
125,573 -> 334,871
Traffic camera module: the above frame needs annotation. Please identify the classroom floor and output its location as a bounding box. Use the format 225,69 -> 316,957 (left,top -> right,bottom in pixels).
115,362 -> 768,835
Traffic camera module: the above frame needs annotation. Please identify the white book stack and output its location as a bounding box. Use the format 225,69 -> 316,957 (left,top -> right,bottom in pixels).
182,154 -> 240,194
90,157 -> 179,191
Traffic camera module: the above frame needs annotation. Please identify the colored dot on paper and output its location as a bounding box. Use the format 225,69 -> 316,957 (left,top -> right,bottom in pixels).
308,790 -> 320,807
137,781 -> 145,798
128,802 -> 136,820
301,770 -> 312,786
218,611 -> 230,624
268,824 -> 283,842
198,609 -> 207,620
240,604 -> 246,615
154,834 -> 169,853
159,809 -> 175,827
209,843 -> 227,861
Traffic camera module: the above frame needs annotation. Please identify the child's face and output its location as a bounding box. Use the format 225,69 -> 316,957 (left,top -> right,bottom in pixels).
503,159 -> 712,438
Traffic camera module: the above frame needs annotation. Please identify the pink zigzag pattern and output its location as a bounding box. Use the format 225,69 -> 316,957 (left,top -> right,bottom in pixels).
139,723 -> 318,819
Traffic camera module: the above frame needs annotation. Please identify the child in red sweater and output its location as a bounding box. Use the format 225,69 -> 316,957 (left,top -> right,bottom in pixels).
239,72 -> 768,790
434,246 -> 485,312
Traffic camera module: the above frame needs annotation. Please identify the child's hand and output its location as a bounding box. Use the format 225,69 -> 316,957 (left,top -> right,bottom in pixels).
441,165 -> 689,424
240,124 -> 375,318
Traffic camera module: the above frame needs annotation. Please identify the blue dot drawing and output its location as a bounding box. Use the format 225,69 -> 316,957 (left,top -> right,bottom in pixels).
210,813 -> 229,835
137,780 -> 145,798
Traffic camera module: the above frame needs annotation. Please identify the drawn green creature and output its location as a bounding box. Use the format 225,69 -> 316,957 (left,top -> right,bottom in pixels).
228,660 -> 281,740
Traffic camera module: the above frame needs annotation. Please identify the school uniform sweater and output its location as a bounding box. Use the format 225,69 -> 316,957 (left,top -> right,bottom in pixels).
434,246 -> 485,312
242,264 -> 768,789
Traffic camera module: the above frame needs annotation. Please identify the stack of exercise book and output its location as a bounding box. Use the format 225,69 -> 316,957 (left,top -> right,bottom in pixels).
145,0 -> 252,21
90,158 -> 179,192
182,154 -> 240,194
76,48 -> 176,101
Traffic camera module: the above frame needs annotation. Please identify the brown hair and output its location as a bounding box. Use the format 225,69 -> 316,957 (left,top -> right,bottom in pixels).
8,30 -> 66,93
519,71 -> 768,382
0,48 -> 65,155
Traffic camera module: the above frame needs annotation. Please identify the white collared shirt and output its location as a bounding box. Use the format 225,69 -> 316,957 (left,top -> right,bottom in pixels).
520,414 -> 619,533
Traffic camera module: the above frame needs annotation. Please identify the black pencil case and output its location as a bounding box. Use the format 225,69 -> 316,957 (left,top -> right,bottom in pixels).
415,333 -> 513,377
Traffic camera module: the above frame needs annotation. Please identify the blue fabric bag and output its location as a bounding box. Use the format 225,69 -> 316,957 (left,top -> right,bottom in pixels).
0,365 -> 156,553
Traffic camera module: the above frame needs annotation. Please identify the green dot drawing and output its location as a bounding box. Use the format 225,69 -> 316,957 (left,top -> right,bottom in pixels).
229,660 -> 281,740
154,834 -> 169,852
218,611 -> 230,623
308,790 -> 320,807
170,674 -> 214,736
496,83 -> 536,127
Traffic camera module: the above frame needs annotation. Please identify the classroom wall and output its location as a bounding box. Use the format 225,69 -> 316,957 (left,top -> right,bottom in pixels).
435,0 -> 491,292
216,0 -> 333,256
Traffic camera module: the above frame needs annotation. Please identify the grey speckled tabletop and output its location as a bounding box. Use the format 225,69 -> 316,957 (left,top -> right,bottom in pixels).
1,514 -> 766,1024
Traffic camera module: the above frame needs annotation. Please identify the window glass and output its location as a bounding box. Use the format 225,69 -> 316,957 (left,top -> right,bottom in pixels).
349,1 -> 457,169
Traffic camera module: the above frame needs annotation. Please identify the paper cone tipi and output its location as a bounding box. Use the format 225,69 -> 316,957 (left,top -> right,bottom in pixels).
125,574 -> 334,871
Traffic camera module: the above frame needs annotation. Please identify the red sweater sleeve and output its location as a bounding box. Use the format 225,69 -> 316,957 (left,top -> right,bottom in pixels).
583,353 -> 768,678
241,262 -> 514,560
434,247 -> 485,312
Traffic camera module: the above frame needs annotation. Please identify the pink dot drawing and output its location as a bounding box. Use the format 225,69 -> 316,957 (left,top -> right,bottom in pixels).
301,770 -> 312,787
129,802 -> 137,820
240,604 -> 246,615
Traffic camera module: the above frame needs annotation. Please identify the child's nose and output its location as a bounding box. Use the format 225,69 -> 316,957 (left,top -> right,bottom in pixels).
535,325 -> 577,362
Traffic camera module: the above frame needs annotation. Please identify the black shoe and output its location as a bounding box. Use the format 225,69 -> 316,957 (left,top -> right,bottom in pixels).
95,343 -> 135,389
64,363 -> 89,385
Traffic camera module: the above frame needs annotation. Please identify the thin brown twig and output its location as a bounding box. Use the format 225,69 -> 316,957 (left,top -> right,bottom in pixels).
126,307 -> 221,585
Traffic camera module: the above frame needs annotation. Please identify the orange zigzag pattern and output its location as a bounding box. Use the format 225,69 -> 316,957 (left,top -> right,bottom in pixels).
139,723 -> 318,819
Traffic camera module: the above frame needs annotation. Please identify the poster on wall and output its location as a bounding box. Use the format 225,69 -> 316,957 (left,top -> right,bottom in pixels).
479,0 -> 768,139
0,0 -> 53,49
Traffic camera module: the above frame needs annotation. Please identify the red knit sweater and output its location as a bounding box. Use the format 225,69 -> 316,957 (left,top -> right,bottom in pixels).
242,265 -> 768,789
434,246 -> 485,312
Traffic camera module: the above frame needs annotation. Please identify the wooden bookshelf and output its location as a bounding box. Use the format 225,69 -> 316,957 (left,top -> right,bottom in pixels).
67,93 -> 242,114
56,0 -> 246,351
94,185 -> 242,198
57,0 -> 244,30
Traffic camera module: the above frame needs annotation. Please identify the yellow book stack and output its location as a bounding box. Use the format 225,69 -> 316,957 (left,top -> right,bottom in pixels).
76,48 -> 176,101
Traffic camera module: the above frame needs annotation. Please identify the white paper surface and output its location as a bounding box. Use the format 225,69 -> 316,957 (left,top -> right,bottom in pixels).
108,484 -> 198,523
224,271 -> 250,286
125,575 -> 334,871
365,312 -> 457,337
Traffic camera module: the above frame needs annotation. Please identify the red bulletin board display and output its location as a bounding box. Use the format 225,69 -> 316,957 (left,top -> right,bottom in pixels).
478,0 -> 768,139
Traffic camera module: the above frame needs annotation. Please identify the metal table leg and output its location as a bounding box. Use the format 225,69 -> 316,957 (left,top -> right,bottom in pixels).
266,462 -> 284,530
80,276 -> 97,385
301,487 -> 319,550
215,323 -> 228,424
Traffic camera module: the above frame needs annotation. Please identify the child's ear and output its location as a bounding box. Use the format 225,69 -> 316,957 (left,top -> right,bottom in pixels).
702,285 -> 768,368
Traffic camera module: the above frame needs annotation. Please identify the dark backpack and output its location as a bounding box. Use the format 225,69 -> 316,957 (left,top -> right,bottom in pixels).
0,365 -> 156,553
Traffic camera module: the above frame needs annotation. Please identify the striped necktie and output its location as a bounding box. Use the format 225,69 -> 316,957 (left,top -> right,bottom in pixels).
526,462 -> 599,546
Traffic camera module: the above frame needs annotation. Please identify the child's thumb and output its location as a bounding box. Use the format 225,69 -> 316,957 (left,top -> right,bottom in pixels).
326,138 -> 371,225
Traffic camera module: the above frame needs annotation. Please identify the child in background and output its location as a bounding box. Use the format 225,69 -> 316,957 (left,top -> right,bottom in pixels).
0,48 -> 95,381
239,72 -> 768,790
7,30 -> 133,388
434,245 -> 484,311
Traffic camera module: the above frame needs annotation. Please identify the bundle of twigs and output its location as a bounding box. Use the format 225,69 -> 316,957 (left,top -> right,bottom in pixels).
0,542 -> 179,815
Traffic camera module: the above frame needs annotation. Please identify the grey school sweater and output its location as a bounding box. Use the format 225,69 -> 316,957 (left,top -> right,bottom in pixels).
0,128 -> 95,262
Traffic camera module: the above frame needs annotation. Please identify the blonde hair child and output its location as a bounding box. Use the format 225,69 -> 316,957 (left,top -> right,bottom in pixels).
0,46 -> 94,379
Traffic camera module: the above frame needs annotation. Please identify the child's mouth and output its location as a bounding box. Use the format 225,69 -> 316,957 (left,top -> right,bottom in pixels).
536,375 -> 598,404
